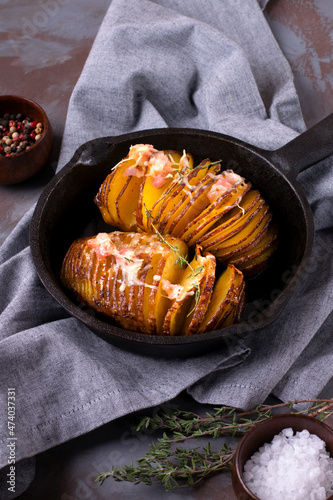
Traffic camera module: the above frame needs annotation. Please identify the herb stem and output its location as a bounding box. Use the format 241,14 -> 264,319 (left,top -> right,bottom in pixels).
96,399 -> 333,492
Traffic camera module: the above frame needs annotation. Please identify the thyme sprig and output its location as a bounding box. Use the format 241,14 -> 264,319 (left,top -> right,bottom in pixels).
96,399 -> 333,491
175,158 -> 222,183
97,441 -> 234,491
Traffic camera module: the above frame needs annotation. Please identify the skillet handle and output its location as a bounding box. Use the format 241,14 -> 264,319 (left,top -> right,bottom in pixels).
268,113 -> 333,177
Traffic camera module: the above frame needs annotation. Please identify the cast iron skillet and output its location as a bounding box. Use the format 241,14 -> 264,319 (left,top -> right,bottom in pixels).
30,114 -> 333,357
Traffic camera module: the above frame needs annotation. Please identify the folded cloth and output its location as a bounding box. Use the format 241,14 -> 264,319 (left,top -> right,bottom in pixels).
0,0 -> 332,494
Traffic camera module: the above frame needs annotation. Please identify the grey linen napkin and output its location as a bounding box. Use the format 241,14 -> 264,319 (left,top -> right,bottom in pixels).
0,0 -> 332,493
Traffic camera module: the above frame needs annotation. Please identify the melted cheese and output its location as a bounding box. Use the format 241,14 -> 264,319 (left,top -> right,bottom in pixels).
179,150 -> 190,170
180,175 -> 202,202
87,233 -> 145,291
117,252 -> 145,291
86,233 -> 168,293
87,232 -> 116,259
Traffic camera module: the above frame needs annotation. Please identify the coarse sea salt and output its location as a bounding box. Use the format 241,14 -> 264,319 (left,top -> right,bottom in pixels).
243,428 -> 333,500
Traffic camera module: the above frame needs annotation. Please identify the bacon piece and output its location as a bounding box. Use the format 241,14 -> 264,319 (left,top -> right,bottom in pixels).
123,144 -> 157,177
147,151 -> 175,188
207,170 -> 243,203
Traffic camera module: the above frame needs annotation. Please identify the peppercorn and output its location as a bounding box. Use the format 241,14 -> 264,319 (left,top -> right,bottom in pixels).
0,113 -> 44,156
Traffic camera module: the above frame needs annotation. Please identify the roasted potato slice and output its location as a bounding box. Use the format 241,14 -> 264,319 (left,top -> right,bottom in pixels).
161,165 -> 221,237
136,150 -> 192,231
229,222 -> 278,267
203,195 -> 265,252
156,160 -> 218,235
215,213 -> 272,266
216,266 -> 245,328
197,264 -> 236,334
181,252 -> 216,336
161,246 -> 215,336
209,204 -> 271,258
198,189 -> 261,249
142,252 -> 167,334
61,235 -> 120,318
151,239 -> 189,335
113,265 -> 143,332
115,173 -> 143,232
94,158 -> 141,231
233,228 -> 279,278
61,231 -> 189,334
182,179 -> 251,247
242,242 -> 278,278
95,144 -> 158,231
117,232 -> 181,333
94,168 -> 121,228
134,253 -> 152,332
234,284 -> 246,322
146,160 -> 190,230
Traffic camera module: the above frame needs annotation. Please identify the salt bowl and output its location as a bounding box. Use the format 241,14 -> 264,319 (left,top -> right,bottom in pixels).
231,413 -> 333,500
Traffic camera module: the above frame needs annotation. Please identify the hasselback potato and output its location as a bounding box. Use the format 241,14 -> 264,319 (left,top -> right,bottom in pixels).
61,232 -> 245,336
61,143 -> 278,336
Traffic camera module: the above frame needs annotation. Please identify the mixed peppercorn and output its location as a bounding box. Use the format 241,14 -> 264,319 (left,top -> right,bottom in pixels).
0,113 -> 44,157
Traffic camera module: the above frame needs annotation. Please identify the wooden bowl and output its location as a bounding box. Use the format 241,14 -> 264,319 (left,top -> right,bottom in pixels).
0,95 -> 53,185
231,414 -> 333,500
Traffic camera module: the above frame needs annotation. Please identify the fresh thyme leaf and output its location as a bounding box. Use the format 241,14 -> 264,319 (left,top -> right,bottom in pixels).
186,265 -> 204,280
144,205 -> 156,221
186,283 -> 201,318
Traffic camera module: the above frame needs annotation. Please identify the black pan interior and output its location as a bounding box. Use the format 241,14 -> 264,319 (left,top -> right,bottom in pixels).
30,128 -> 313,357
